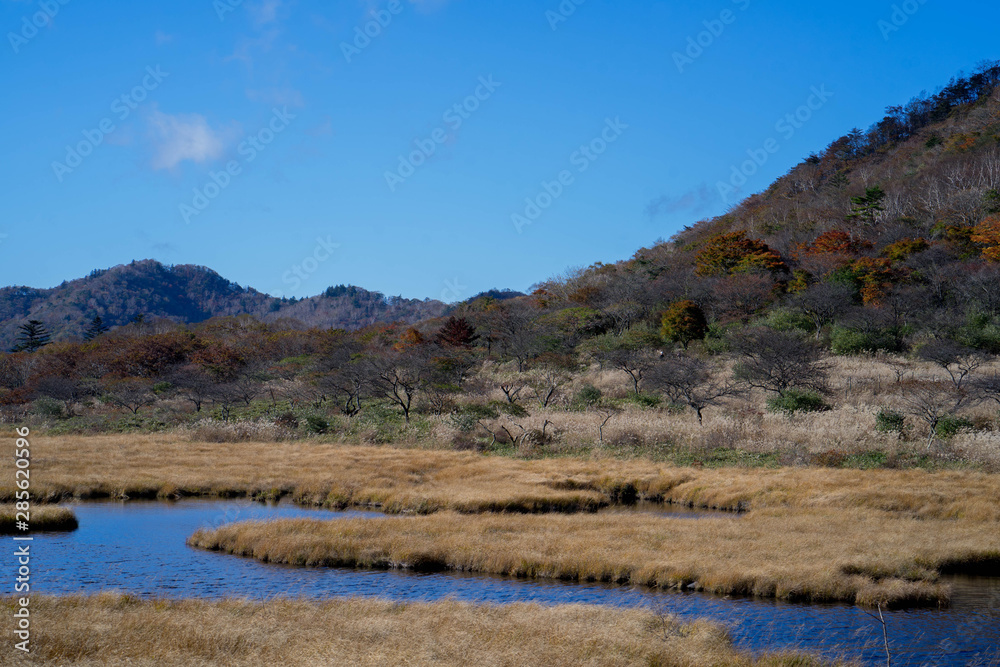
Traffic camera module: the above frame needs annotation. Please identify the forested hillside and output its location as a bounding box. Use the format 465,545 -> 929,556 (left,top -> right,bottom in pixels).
4,63 -> 1000,471
0,260 -> 446,349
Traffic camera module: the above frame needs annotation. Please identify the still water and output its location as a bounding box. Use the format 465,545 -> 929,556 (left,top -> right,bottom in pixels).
10,500 -> 999,666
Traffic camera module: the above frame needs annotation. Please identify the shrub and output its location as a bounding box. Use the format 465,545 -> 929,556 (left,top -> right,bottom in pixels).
274,412 -> 300,429
626,393 -> 661,409
875,409 -> 906,435
935,416 -> 974,439
494,400 -> 529,418
449,404 -> 501,432
304,416 -> 329,434
575,384 -> 603,407
830,326 -> 905,355
760,308 -> 814,334
766,390 -> 830,415
31,397 -> 65,419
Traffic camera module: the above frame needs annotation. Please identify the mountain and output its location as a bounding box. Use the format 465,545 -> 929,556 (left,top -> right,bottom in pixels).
0,260 -> 447,348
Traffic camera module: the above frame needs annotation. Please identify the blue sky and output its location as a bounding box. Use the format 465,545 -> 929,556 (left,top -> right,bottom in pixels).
1,0 -> 998,302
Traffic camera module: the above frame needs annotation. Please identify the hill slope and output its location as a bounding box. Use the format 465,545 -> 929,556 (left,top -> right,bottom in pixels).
0,260 -> 446,348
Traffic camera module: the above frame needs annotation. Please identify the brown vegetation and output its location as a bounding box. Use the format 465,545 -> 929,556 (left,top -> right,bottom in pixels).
2,595 -> 825,667
4,434 -> 1000,520
0,504 -> 77,534
189,507 -> 1000,608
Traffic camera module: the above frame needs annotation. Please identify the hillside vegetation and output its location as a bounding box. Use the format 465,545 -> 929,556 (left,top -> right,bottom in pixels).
3,64 -> 1000,471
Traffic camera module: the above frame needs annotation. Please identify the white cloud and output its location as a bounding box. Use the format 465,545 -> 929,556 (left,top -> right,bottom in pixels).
154,30 -> 173,46
147,108 -> 229,170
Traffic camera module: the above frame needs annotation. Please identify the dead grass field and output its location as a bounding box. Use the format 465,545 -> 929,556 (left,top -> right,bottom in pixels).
189,507 -> 1000,608
2,595 -> 826,667
4,434 -> 1000,520
0,504 -> 77,534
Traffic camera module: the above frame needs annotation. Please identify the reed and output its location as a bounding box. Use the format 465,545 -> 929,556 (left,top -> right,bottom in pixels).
2,595 -> 829,666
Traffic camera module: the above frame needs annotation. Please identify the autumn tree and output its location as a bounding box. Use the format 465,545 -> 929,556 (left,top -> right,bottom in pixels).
694,231 -> 787,277
971,215 -> 1000,261
659,300 -> 707,348
435,317 -> 478,349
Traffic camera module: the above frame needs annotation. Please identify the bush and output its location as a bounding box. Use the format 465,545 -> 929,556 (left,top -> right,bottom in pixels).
31,397 -> 65,419
304,416 -> 329,434
875,409 -> 906,435
766,390 -> 830,415
575,384 -> 602,407
626,393 -> 661,409
830,326 -> 905,355
760,308 -> 815,334
274,411 -> 299,429
494,400 -> 529,418
935,416 -> 974,439
449,404 -> 501,432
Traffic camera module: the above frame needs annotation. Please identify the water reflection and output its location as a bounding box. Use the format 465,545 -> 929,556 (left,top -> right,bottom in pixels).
7,500 -> 997,667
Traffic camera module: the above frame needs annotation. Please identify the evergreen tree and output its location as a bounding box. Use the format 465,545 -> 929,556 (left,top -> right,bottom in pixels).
12,320 -> 51,353
847,186 -> 887,226
83,316 -> 110,341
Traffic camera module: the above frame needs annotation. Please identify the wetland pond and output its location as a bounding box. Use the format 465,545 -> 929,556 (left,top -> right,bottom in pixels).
8,500 -> 998,666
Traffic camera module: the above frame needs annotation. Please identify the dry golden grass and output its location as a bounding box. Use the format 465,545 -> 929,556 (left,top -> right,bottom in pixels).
2,595 -> 826,667
0,504 -> 77,534
4,434 -> 1000,520
189,507 -> 1000,607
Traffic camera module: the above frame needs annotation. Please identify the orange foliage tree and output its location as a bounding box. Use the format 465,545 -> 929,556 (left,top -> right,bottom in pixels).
881,238 -> 930,262
972,215 -> 1000,262
694,232 -> 787,277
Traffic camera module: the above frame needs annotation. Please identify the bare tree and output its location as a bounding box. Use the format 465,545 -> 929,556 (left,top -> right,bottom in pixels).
791,282 -> 855,339
647,354 -> 741,425
369,352 -> 428,423
315,342 -> 370,416
598,348 -> 657,396
525,364 -> 571,408
917,339 -> 984,392
896,379 -> 975,449
731,328 -> 829,396
170,365 -> 215,413
34,376 -> 87,417
102,378 -> 155,415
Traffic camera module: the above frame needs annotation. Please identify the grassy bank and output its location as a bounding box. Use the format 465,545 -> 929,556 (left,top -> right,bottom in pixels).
189,508 -> 1000,607
2,595 -> 827,666
0,505 -> 77,534
3,435 -> 999,520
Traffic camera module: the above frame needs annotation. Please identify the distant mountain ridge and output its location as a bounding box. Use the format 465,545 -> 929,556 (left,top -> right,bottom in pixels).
0,260 -> 448,348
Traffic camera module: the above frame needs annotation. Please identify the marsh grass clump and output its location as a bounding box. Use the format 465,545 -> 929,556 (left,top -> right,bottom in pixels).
0,505 -> 77,534
189,506 -> 1000,607
1,595 -> 829,666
